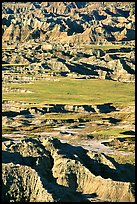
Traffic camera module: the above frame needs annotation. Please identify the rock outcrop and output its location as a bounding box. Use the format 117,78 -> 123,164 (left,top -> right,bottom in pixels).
2,2 -> 135,83
2,3 -> 135,202
2,2 -> 135,45
2,137 -> 135,202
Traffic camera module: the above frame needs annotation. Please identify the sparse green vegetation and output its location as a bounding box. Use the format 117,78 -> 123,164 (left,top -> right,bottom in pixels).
2,2 -> 135,202
91,128 -> 127,139
108,153 -> 135,165
2,78 -> 135,107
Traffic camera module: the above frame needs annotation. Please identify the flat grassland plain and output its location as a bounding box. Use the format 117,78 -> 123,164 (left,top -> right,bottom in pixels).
3,78 -> 134,106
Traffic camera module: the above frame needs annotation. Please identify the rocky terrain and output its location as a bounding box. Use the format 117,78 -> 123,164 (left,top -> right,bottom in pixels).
2,2 -> 135,202
2,2 -> 135,82
2,137 -> 135,202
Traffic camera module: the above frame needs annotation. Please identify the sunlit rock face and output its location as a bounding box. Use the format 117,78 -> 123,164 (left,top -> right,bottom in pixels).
2,2 -> 135,44
2,2 -> 135,83
2,137 -> 135,202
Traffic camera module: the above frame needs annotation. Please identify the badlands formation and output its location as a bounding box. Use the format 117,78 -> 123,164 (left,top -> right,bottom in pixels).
2,2 -> 135,202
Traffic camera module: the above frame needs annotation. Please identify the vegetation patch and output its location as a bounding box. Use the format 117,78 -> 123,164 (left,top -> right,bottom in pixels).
103,136 -> 135,152
108,153 -> 135,165
2,78 -> 134,107
91,128 -> 126,139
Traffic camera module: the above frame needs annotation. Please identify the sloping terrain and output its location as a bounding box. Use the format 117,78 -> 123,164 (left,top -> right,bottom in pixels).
2,2 -> 135,44
2,137 -> 135,202
2,2 -> 135,82
2,2 -> 135,202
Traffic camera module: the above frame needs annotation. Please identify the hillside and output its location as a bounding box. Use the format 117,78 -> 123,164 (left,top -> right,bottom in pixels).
2,2 -> 135,82
2,2 -> 135,202
2,137 -> 135,202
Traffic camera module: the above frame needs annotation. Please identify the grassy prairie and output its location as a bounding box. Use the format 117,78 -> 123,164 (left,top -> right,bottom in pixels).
3,78 -> 134,107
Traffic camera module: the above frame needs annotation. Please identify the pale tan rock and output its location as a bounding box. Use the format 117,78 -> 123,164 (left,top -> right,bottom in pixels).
2,137 -> 135,202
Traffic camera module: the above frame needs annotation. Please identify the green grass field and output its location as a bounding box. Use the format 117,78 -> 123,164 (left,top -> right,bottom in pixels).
2,78 -> 134,107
